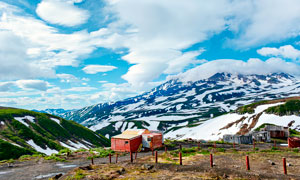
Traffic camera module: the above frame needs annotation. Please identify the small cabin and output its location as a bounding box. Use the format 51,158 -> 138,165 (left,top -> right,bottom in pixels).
252,131 -> 271,142
288,137 -> 300,148
261,125 -> 289,139
111,129 -> 163,152
223,134 -> 253,144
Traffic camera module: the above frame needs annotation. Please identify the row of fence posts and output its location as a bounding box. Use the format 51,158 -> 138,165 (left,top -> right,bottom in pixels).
94,141 -> 288,175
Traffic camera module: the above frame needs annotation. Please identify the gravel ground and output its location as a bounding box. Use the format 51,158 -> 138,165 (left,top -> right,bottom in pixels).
0,151 -> 153,180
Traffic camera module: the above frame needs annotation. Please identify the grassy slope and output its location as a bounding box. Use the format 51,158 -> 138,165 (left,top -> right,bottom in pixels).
236,96 -> 300,114
0,108 -> 109,160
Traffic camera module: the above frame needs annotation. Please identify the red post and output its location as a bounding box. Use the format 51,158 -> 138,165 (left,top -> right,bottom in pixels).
283,158 -> 287,175
91,157 -> 94,165
210,154 -> 213,168
253,139 -> 255,150
115,154 -> 118,163
155,151 -> 158,163
179,152 -> 182,165
165,146 -> 167,153
130,152 -> 133,163
233,142 -> 235,148
135,151 -> 138,160
214,142 -> 216,148
246,155 -> 250,170
109,154 -> 111,164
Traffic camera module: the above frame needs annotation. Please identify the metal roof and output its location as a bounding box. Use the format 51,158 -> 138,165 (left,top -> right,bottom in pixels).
112,134 -> 141,140
122,129 -> 150,135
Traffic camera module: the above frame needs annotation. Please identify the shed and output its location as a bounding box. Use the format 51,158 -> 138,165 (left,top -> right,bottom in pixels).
111,134 -> 142,152
261,125 -> 289,139
288,137 -> 300,148
252,131 -> 271,142
223,134 -> 253,144
111,129 -> 163,152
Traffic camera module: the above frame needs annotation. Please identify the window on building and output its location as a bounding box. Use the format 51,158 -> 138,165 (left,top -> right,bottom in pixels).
125,141 -> 129,144
147,137 -> 151,141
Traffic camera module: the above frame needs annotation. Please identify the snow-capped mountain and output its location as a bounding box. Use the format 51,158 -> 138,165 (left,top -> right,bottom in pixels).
62,72 -> 300,138
34,108 -> 73,116
165,97 -> 300,140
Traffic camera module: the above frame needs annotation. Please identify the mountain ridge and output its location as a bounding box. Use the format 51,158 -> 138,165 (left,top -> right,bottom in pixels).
56,72 -> 300,138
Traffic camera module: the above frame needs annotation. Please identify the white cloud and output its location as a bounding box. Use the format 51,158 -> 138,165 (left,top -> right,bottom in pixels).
98,81 -> 108,83
16,80 -> 49,91
169,58 -> 300,83
82,65 -> 117,74
106,0 -> 233,85
228,0 -> 300,47
57,73 -> 80,83
65,86 -> 97,92
0,30 -> 55,80
257,45 -> 300,60
36,0 -> 90,27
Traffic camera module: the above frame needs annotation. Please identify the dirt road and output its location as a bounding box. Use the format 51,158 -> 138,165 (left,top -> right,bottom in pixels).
0,152 -> 153,180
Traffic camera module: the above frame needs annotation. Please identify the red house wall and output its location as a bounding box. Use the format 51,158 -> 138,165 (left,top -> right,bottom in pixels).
151,134 -> 163,149
288,137 -> 300,148
129,136 -> 142,152
111,136 -> 142,152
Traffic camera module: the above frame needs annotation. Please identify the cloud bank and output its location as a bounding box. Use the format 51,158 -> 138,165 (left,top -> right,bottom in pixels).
36,0 -> 90,26
169,58 -> 300,83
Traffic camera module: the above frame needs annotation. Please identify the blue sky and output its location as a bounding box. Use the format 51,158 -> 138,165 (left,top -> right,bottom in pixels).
1,0 -> 300,110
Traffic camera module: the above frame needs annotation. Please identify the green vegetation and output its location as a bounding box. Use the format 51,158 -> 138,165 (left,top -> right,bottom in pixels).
0,139 -> 35,160
236,100 -> 269,114
88,147 -> 114,159
61,119 -> 110,147
265,100 -> 300,116
0,108 -> 110,160
254,123 -> 275,131
289,129 -> 300,137
44,153 -> 66,162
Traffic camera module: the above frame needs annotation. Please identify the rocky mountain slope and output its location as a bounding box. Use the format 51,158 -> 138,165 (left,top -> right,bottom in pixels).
165,97 -> 300,140
0,107 -> 109,160
59,72 -> 300,138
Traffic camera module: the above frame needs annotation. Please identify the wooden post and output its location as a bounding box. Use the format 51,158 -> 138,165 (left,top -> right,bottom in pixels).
210,154 -> 213,168
253,139 -> 255,151
165,146 -> 167,153
115,154 -> 118,163
130,152 -> 133,163
274,140 -> 276,148
135,151 -> 138,160
179,152 -> 182,165
246,156 -> 250,170
155,151 -> 158,163
214,142 -> 216,148
109,153 -> 111,164
91,157 -> 94,165
283,158 -> 287,175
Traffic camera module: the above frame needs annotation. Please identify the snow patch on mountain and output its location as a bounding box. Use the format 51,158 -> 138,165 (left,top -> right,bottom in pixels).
165,102 -> 299,141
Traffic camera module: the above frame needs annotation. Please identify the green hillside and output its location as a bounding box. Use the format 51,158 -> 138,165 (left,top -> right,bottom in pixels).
265,100 -> 300,116
0,108 -> 109,160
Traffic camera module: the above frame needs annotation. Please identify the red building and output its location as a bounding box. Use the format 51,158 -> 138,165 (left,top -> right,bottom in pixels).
288,137 -> 300,148
111,129 -> 163,152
